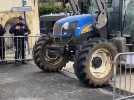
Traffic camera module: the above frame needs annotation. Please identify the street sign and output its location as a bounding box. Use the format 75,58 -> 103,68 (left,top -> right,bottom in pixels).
11,6 -> 32,12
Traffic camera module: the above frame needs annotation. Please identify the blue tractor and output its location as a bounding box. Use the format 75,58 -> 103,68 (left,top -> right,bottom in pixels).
33,0 -> 134,87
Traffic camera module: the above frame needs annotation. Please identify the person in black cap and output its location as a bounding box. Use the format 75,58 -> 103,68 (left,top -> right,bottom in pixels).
9,16 -> 30,64
0,24 -> 6,62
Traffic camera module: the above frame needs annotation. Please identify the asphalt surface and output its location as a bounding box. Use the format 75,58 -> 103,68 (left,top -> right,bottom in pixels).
0,62 -> 113,100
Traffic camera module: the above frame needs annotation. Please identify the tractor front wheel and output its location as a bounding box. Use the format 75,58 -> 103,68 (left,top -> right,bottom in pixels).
74,42 -> 117,87
33,36 -> 67,72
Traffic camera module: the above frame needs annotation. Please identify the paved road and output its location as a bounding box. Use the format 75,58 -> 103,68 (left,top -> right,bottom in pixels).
0,62 -> 113,100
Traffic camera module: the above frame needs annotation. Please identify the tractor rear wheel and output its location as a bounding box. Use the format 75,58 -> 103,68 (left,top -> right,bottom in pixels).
74,42 -> 117,87
33,36 -> 67,72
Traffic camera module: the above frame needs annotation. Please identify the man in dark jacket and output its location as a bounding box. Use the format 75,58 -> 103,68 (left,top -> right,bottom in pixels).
9,16 -> 30,64
0,24 -> 6,62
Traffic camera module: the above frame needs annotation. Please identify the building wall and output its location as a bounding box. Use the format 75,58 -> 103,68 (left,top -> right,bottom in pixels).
0,0 -> 40,35
0,0 -> 40,48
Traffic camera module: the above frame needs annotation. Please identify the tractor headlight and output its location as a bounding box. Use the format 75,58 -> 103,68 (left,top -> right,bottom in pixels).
62,22 -> 69,30
62,21 -> 78,37
69,21 -> 78,30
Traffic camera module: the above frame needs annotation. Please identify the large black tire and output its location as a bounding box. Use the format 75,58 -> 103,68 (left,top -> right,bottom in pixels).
33,36 -> 67,72
74,42 -> 117,87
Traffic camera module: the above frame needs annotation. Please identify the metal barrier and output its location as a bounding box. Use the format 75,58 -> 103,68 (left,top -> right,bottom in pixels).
0,35 -> 40,63
113,52 -> 134,100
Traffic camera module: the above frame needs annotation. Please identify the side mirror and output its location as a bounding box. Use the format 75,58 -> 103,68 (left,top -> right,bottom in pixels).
96,11 -> 107,29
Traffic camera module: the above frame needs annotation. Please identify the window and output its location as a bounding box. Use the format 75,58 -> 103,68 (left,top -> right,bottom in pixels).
123,0 -> 134,39
105,0 -> 112,8
88,0 -> 99,14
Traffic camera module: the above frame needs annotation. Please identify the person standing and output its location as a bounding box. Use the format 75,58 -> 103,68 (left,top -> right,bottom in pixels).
9,16 -> 30,64
0,24 -> 6,62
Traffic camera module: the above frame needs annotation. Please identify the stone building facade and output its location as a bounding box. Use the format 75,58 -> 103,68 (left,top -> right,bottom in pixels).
0,0 -> 40,35
0,0 -> 40,48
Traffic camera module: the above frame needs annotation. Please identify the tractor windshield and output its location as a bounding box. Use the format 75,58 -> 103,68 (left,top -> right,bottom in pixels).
78,0 -> 99,14
88,0 -> 99,14
123,0 -> 134,39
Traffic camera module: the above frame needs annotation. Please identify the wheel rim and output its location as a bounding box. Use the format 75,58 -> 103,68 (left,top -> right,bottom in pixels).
89,48 -> 112,79
43,44 -> 63,66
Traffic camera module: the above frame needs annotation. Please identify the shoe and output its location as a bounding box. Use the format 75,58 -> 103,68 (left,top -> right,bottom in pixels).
22,61 -> 27,64
0,61 -> 6,64
15,60 -> 21,64
15,61 -> 19,65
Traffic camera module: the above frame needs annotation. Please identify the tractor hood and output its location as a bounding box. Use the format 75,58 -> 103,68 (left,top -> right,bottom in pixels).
53,14 -> 96,38
56,14 -> 95,24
